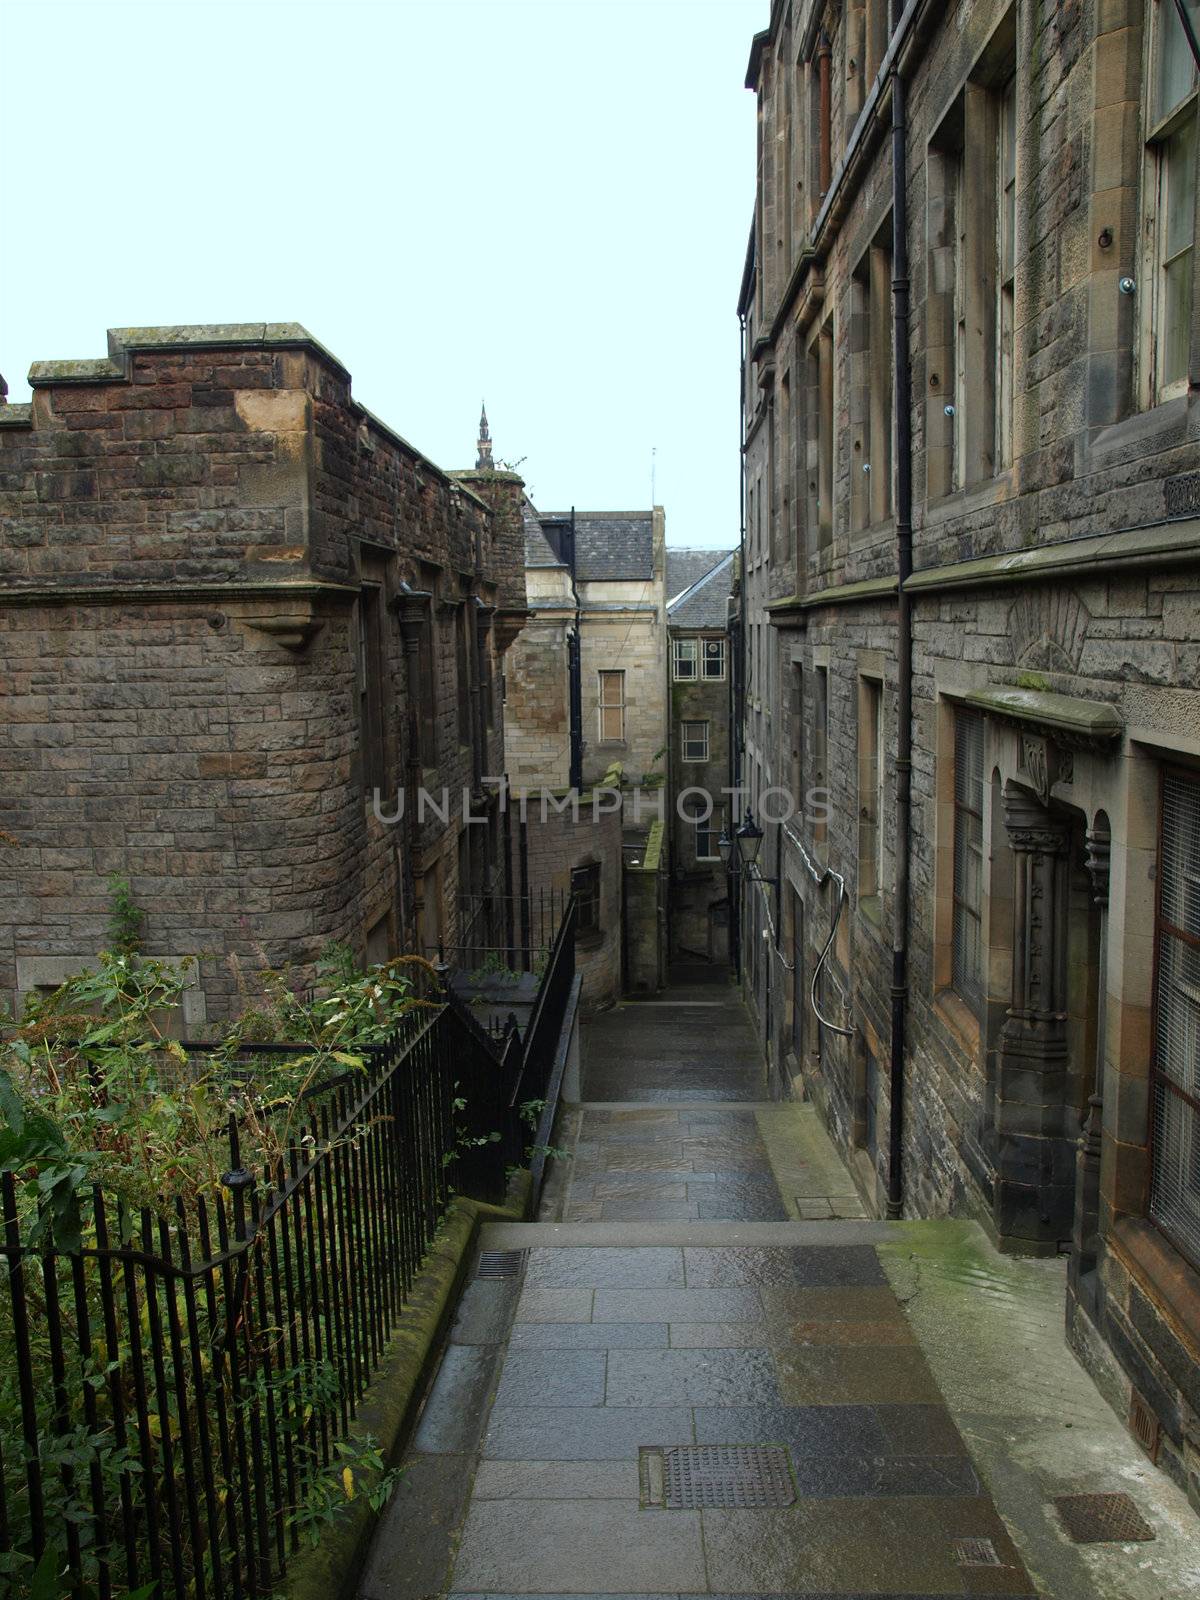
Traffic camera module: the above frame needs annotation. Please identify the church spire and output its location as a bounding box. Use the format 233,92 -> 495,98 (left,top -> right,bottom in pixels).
476,401 -> 493,470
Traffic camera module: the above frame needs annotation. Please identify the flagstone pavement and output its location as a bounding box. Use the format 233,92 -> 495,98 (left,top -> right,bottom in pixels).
360,972 -> 1198,1600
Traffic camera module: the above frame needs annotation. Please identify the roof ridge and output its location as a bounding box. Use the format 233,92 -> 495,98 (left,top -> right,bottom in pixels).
667,550 -> 735,612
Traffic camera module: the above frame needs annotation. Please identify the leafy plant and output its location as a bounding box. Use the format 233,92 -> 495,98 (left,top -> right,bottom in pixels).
105,874 -> 145,958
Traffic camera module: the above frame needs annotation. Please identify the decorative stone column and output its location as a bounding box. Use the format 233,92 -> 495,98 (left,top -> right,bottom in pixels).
1069,823 -> 1110,1311
993,780 -> 1076,1250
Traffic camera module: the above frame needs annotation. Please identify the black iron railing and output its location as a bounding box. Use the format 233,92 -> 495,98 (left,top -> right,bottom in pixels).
0,926 -> 577,1600
437,888 -> 570,974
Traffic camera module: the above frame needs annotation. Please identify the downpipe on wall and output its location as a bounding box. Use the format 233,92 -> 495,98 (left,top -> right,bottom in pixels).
888,34 -> 914,1222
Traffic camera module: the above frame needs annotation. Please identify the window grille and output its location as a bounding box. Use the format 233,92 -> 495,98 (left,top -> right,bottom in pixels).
702,638 -> 726,680
681,721 -> 709,763
1150,768 -> 1200,1268
952,709 -> 985,1011
673,638 -> 698,680
572,863 -> 601,934
598,671 -> 625,742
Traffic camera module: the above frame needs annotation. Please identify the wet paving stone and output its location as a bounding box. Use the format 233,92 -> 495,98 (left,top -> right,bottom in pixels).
775,1346 -> 944,1406
601,1199 -> 702,1220
698,1497 -> 1029,1595
593,1286 -> 764,1323
448,1278 -> 521,1346
412,1346 -> 503,1455
482,1404 -> 695,1460
359,1454 -> 475,1600
514,1287 -> 594,1323
494,1349 -> 607,1408
471,1459 -> 641,1499
784,1317 -> 917,1346
696,1192 -> 790,1221
451,1499 -> 706,1593
511,1322 -> 668,1350
605,1347 -> 783,1407
693,1403 -> 889,1458
787,1452 -> 981,1497
875,1403 -> 971,1457
684,1245 -> 886,1288
525,1247 -> 685,1289
667,1320 -> 769,1348
590,1183 -> 691,1206
759,1285 -> 907,1323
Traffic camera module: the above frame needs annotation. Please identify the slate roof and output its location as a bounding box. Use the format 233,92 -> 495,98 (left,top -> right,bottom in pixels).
667,549 -> 731,606
523,499 -> 563,567
541,511 -> 655,582
667,550 -> 735,629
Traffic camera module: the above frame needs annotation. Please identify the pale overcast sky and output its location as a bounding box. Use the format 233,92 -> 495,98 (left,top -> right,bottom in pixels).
0,0 -> 761,549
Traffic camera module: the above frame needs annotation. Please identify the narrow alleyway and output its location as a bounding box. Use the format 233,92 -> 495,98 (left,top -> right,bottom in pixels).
361,973 -> 1199,1600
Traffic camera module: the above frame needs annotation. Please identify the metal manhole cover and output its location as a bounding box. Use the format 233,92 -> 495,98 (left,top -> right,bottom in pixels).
1053,1492 -> 1155,1543
954,1538 -> 1002,1567
476,1249 -> 525,1279
642,1445 -> 794,1509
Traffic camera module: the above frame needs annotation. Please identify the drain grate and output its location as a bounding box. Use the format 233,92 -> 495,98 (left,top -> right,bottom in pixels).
954,1537 -> 1002,1567
475,1249 -> 525,1279
1129,1389 -> 1161,1464
641,1445 -> 794,1509
1053,1492 -> 1155,1544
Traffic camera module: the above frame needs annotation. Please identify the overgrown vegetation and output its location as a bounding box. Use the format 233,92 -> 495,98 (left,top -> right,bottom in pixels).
0,900 -> 451,1599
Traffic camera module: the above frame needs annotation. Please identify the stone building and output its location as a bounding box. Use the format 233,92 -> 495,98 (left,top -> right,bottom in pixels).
500,492 -> 670,1006
738,1 -> 1200,1505
0,324 -> 527,1023
666,549 -> 736,962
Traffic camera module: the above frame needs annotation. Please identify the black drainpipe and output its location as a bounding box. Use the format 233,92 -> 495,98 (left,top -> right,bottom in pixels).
887,19 -> 913,1221
566,508 -> 583,793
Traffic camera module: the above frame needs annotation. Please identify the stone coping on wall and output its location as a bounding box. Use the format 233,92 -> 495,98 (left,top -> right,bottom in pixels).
0,578 -> 361,607
765,574 -> 899,620
763,515 -> 1200,621
17,323 -> 490,505
625,817 -> 664,874
953,685 -> 1124,743
906,516 -> 1200,593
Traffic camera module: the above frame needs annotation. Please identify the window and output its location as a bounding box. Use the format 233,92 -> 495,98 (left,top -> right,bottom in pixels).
673,638 -> 698,680
952,709 -> 985,1011
997,78 -> 1017,467
928,65 -> 1016,495
702,638 -> 726,679
1145,1 -> 1198,404
416,604 -> 437,766
858,677 -> 884,902
456,605 -> 472,746
812,666 -> 829,844
357,586 -> 385,793
1150,767 -> 1200,1268
681,721 -> 709,763
689,798 -> 720,861
850,242 -> 893,532
808,319 -> 834,549
598,671 -> 625,742
790,664 -> 804,806
572,862 -> 601,935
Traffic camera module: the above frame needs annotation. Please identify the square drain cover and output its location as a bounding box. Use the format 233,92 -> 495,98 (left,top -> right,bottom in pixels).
1054,1492 -> 1155,1543
954,1537 -> 1002,1567
476,1249 -> 525,1279
642,1445 -> 794,1509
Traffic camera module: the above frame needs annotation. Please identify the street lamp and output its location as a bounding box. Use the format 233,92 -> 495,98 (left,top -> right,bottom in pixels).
733,809 -> 778,894
718,826 -> 734,868
734,811 -> 764,870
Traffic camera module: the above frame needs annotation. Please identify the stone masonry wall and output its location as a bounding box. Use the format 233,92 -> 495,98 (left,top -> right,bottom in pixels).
0,325 -> 524,1019
743,0 -> 1200,1502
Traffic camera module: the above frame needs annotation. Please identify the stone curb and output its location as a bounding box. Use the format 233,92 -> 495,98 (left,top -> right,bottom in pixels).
281,1172 -> 531,1600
